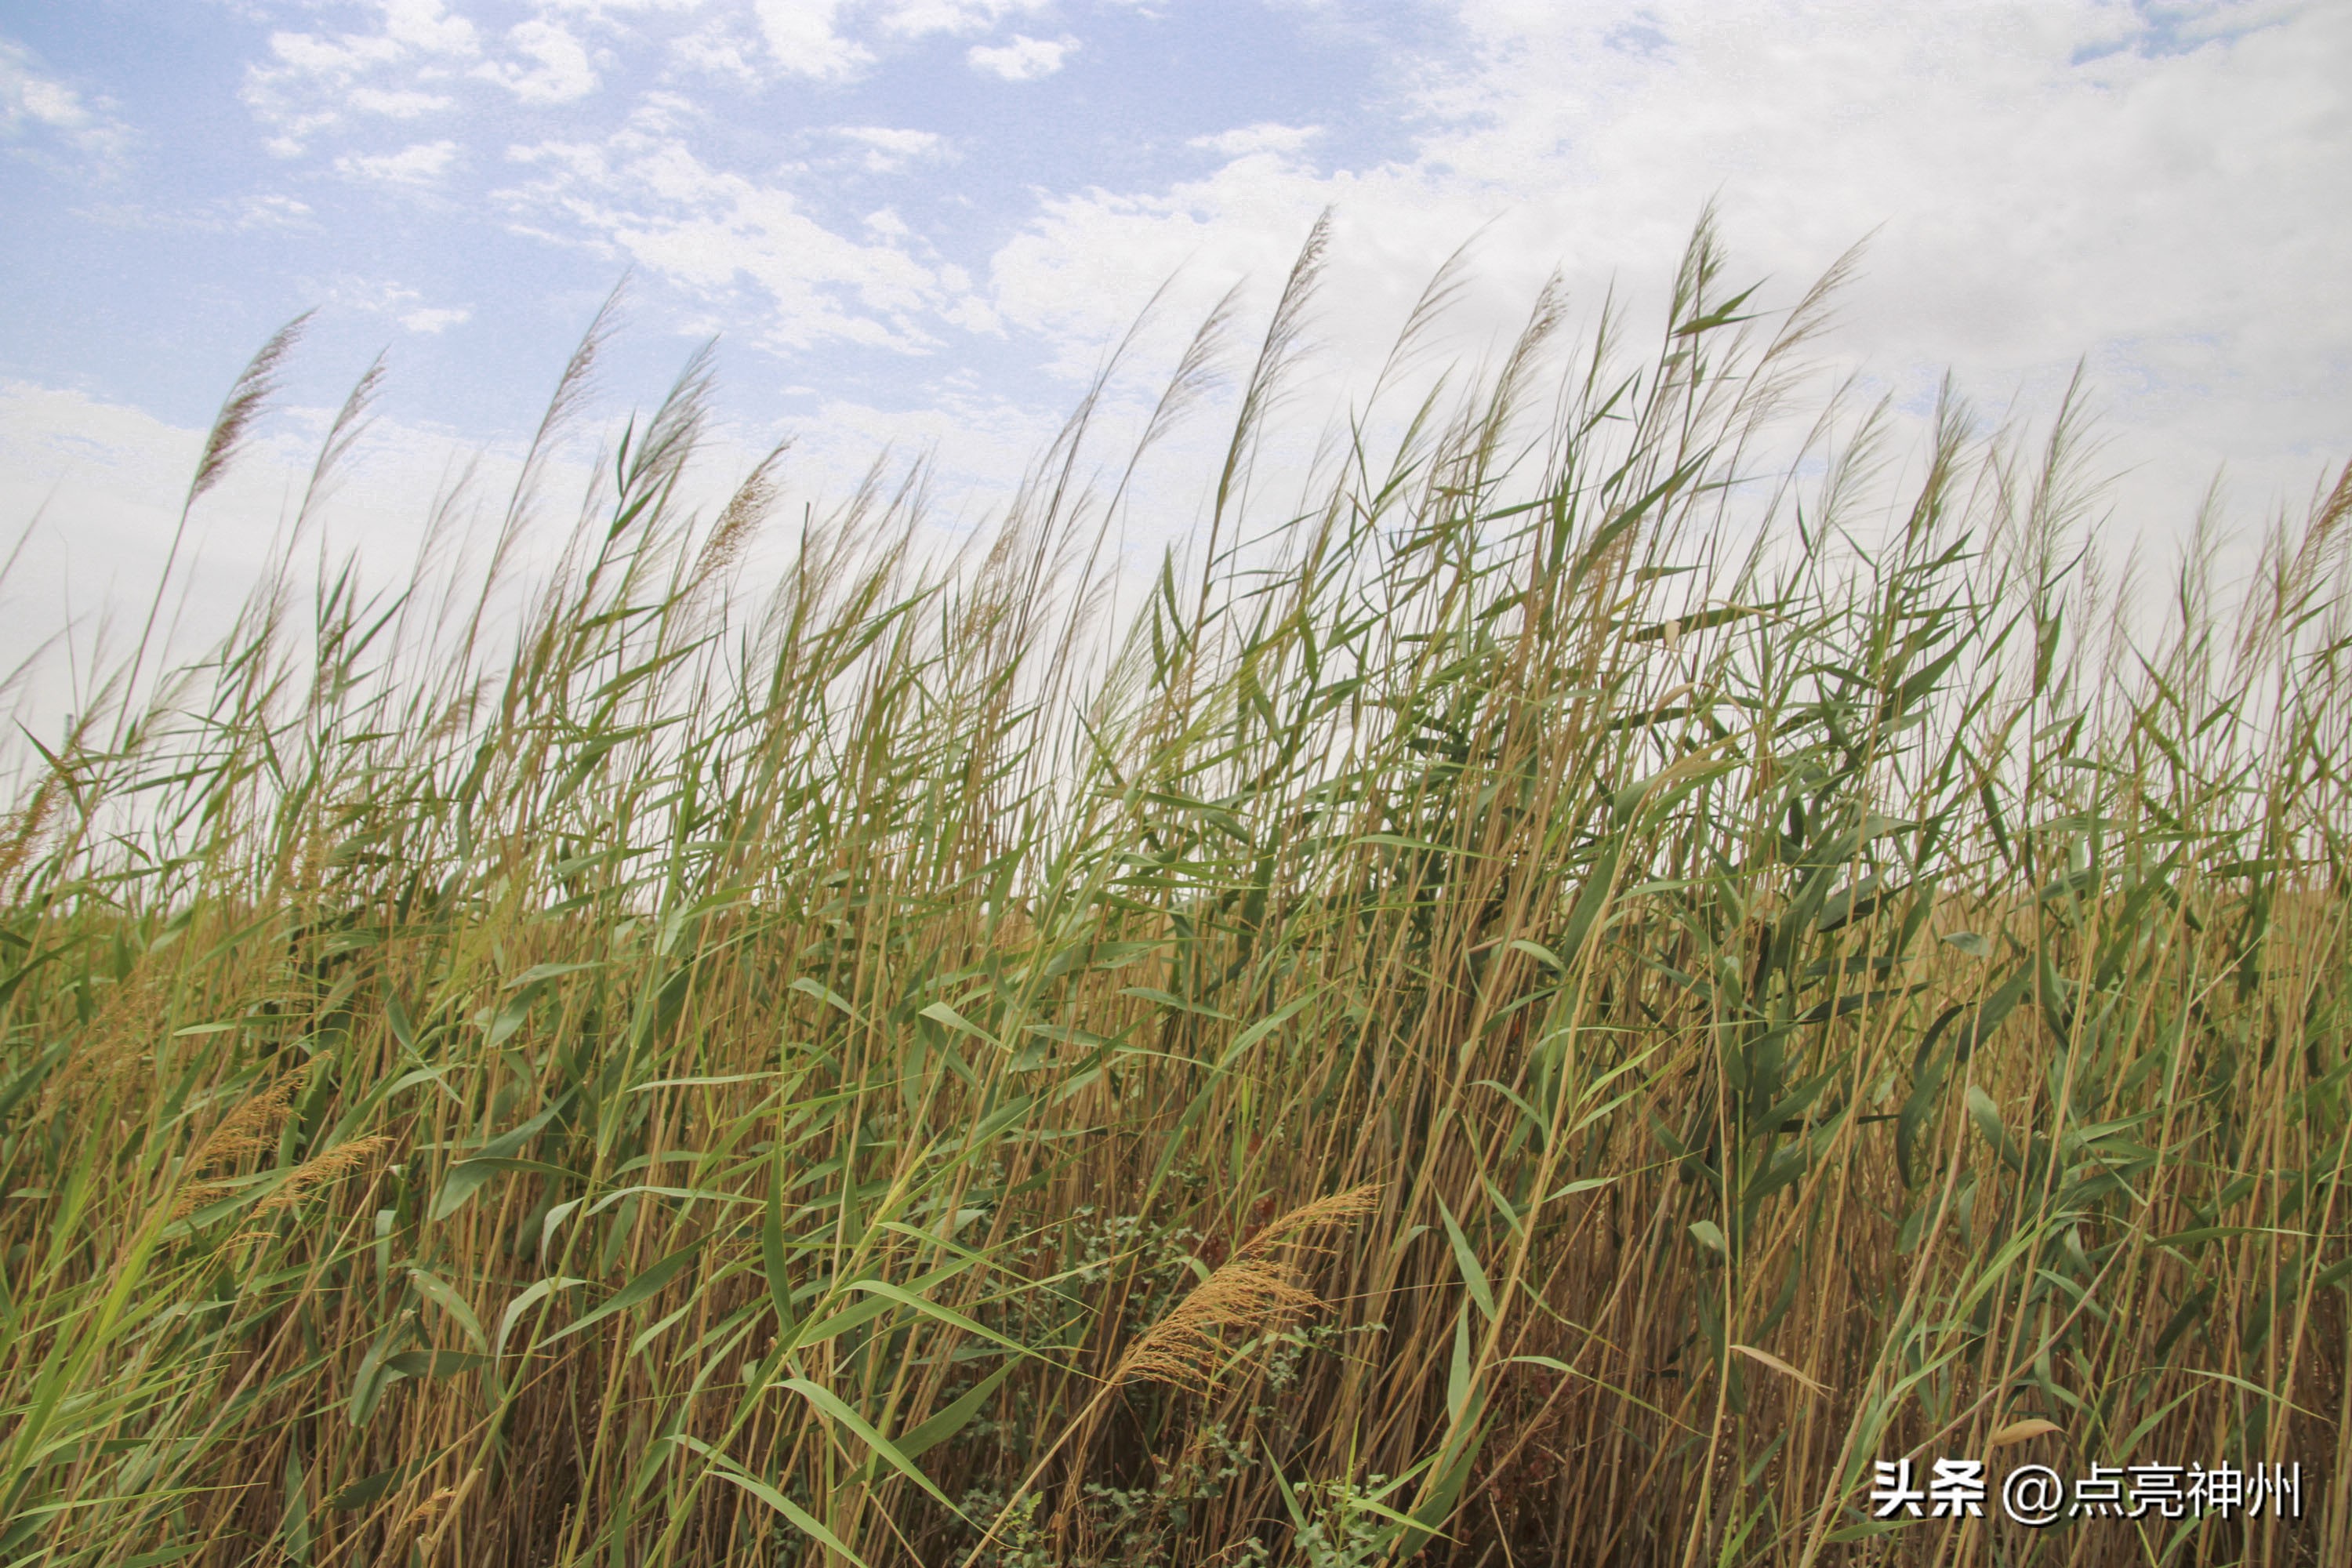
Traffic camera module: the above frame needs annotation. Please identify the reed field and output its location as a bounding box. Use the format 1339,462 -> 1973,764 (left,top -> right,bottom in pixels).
1,221 -> 2346,1566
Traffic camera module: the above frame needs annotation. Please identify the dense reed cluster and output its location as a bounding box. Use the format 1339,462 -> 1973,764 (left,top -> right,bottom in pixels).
1,222 -> 2346,1566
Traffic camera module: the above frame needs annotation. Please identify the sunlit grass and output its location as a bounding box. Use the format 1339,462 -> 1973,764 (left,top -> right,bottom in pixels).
0,219 -> 2345,1566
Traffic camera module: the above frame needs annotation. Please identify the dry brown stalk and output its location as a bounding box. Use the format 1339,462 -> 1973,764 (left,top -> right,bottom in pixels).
411,1468 -> 484,1565
1729,1341 -> 1827,1395
402,1483 -> 459,1539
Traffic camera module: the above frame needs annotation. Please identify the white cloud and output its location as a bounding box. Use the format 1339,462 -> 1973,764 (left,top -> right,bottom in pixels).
262,0 -> 481,77
1,46 -> 91,131
834,124 -> 952,172
985,0 -> 2352,555
243,0 -> 479,153
477,19 -> 601,104
670,0 -> 1054,82
754,0 -> 873,81
378,0 -> 482,55
16,0 -> 2342,628
967,33 -> 1076,82
401,304 -> 473,332
626,89 -> 702,135
879,0 -> 1052,38
670,16 -> 765,79
239,193 -> 314,229
1406,0 -> 2351,413
336,138 -> 461,186
1189,122 -> 1321,159
501,124 -> 991,350
348,85 -> 455,118
327,276 -> 473,333
0,37 -> 131,168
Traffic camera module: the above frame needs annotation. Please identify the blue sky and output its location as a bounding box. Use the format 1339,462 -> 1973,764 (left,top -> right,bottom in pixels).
0,2 -> 1454,433
2,0 -> 2348,695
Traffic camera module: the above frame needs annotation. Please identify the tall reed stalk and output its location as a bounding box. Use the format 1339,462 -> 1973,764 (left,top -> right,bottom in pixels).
0,220 -> 2344,1566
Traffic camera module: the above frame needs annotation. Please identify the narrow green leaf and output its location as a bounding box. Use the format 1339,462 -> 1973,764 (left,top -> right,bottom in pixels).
763,1173 -> 798,1341
408,1269 -> 487,1353
894,1361 -> 1014,1463
546,1238 -> 708,1345
1436,1196 -> 1497,1322
779,1376 -> 961,1514
674,1435 -> 871,1568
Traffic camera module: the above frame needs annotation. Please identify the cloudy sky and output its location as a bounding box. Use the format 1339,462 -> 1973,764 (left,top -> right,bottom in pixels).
2,0 -> 2347,689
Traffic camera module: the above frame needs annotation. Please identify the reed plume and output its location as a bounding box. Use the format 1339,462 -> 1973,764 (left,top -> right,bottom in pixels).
235,1134 -> 393,1242
1112,1183 -> 1381,1392
169,1076 -> 300,1219
1109,1257 -> 1322,1394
